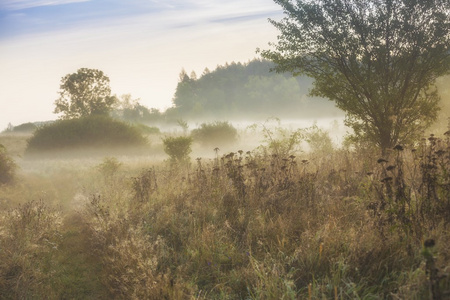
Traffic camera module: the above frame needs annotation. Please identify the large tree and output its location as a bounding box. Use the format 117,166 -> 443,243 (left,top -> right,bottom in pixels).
54,68 -> 117,119
261,0 -> 450,152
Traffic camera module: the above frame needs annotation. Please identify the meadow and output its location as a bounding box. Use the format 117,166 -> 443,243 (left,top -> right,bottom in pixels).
0,126 -> 449,299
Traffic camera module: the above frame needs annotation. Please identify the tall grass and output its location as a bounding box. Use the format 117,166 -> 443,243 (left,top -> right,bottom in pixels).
0,131 -> 449,299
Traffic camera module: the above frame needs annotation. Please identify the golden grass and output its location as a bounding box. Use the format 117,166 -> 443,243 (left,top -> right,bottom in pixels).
0,132 -> 449,299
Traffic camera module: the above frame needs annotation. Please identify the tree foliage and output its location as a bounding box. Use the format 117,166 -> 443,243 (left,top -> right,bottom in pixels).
172,59 -> 341,119
261,0 -> 450,152
112,94 -> 164,124
54,68 -> 117,119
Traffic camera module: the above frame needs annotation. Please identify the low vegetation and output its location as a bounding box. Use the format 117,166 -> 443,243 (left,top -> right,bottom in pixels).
191,121 -> 238,148
0,127 -> 449,299
25,115 -> 147,155
0,144 -> 16,185
162,135 -> 193,165
2,122 -> 37,134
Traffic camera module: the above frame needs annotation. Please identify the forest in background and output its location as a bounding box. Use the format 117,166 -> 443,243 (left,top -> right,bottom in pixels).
170,59 -> 343,121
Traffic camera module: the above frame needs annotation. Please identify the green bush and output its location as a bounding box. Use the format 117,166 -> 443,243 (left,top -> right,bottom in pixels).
0,144 -> 16,184
305,125 -> 334,154
162,136 -> 192,164
191,121 -> 238,147
96,157 -> 122,179
25,116 -> 147,154
133,123 -> 160,135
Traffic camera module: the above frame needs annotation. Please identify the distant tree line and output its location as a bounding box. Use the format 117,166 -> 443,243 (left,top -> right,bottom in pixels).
110,59 -> 342,125
3,61 -> 343,133
171,59 -> 342,120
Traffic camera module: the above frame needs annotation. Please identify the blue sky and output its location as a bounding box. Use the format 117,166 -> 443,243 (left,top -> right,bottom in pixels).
0,0 -> 283,128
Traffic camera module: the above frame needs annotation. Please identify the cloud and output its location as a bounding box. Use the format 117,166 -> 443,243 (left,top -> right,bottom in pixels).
0,0 -> 283,128
0,0 -> 90,11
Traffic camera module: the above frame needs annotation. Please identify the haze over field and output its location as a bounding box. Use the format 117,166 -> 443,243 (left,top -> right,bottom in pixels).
0,0 -> 282,129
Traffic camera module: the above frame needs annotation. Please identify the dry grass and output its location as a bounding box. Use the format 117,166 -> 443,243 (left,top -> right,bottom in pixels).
0,131 -> 449,299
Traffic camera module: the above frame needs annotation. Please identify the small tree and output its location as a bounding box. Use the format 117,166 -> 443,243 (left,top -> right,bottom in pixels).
54,68 -> 117,119
162,136 -> 192,164
262,0 -> 450,153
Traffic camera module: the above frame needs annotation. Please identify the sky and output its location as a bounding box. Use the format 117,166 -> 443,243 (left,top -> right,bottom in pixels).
0,0 -> 283,129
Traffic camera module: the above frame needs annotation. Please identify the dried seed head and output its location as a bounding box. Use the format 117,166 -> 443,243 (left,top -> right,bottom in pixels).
424,239 -> 435,248
386,165 -> 396,171
381,176 -> 393,183
377,158 -> 388,164
435,150 -> 446,156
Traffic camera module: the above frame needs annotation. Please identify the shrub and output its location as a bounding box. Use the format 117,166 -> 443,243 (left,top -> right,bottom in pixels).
0,144 -> 16,184
133,123 -> 160,135
249,118 -> 304,157
96,157 -> 122,180
305,125 -> 334,154
162,136 -> 192,164
191,121 -> 238,148
25,116 -> 147,154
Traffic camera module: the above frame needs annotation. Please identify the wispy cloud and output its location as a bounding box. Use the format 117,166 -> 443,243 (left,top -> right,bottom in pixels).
0,0 -> 283,128
0,0 -> 90,11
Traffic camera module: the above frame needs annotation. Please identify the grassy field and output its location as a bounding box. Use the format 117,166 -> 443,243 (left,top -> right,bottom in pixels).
0,130 -> 449,299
